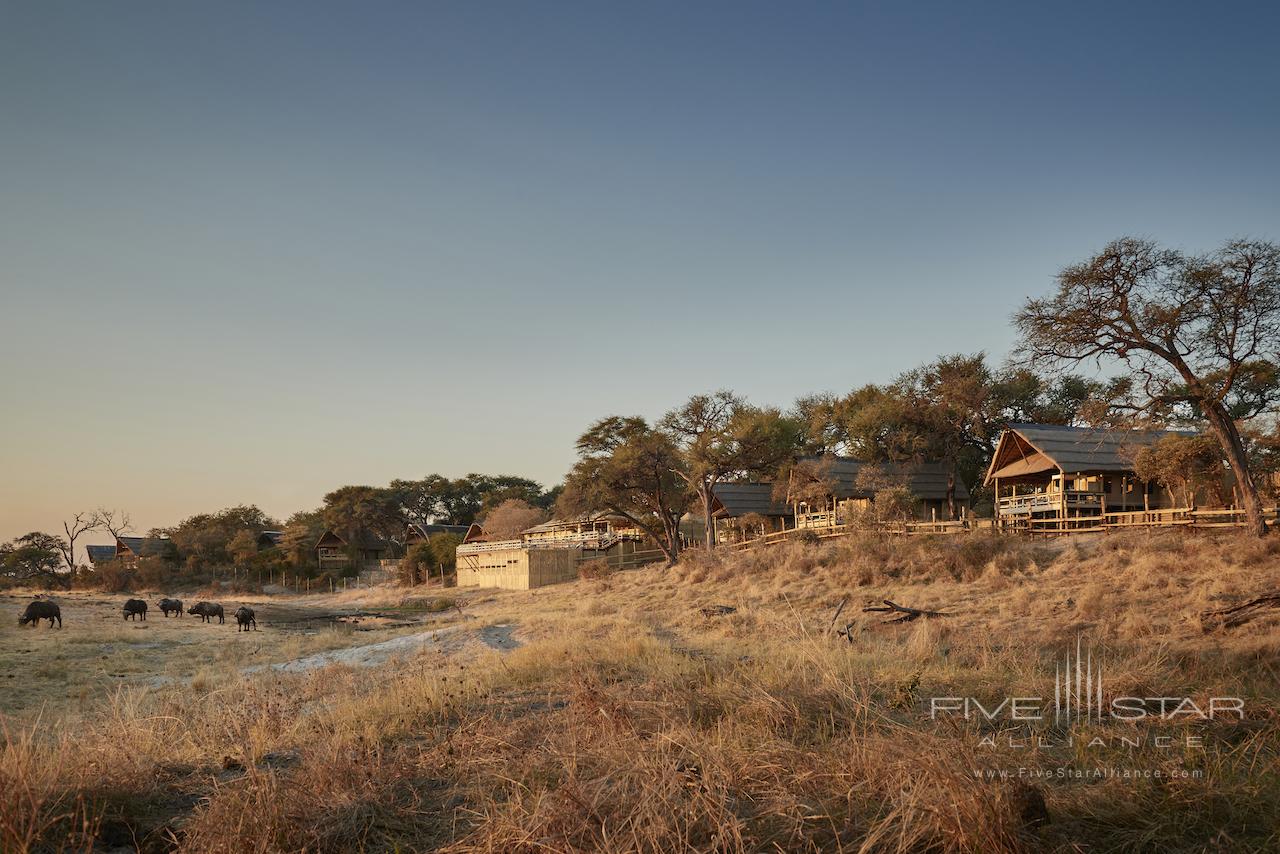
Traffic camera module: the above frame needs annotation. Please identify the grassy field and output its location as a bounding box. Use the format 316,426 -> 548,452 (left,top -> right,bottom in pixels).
2,530 -> 1279,852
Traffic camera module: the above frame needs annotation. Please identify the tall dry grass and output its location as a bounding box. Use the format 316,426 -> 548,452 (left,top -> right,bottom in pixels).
2,529 -> 1279,852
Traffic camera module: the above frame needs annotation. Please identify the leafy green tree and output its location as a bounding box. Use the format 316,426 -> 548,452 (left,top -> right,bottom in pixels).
322,486 -> 403,544
1133,434 -> 1230,509
228,529 -> 260,564
163,505 -> 278,567
660,392 -> 801,550
388,475 -> 451,526
1,532 -> 67,586
282,509 -> 326,568
1017,237 -> 1280,535
559,416 -> 686,566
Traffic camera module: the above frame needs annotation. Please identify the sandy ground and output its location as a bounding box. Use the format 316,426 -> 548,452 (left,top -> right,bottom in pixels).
245,621 -> 522,673
0,588 -> 487,720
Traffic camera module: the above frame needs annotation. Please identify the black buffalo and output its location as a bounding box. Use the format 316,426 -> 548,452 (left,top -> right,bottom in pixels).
157,598 -> 184,617
188,602 -> 225,624
234,606 -> 257,632
19,600 -> 61,628
123,599 -> 148,621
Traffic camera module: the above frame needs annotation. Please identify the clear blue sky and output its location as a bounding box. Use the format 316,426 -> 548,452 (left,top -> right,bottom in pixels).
2,1 -> 1278,547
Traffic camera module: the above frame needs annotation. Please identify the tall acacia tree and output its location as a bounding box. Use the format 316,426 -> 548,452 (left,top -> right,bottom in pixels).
558,416 -> 686,566
660,392 -> 801,550
1016,237 -> 1280,536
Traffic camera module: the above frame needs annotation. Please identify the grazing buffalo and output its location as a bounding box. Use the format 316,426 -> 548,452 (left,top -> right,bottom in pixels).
188,602 -> 225,624
234,606 -> 257,632
157,598 -> 184,617
123,599 -> 148,621
19,600 -> 61,628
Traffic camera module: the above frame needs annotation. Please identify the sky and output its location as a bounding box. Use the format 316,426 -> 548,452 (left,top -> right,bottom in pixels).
2,1 -> 1279,553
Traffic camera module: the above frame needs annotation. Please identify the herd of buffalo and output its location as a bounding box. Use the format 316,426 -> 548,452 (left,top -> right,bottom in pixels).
19,598 -> 259,631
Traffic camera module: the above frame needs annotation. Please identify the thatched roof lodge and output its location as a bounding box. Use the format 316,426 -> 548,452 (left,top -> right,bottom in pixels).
985,423 -> 1188,524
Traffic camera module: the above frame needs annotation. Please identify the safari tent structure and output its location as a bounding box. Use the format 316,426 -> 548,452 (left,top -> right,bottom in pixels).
112,536 -> 172,567
456,513 -> 647,590
85,544 -> 119,566
710,482 -> 792,542
315,530 -> 389,572
255,530 -> 284,549
985,423 -> 1188,530
786,457 -> 971,528
404,522 -> 470,546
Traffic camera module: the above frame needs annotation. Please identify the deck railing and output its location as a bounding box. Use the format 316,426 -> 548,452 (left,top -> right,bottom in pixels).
996,490 -> 1103,516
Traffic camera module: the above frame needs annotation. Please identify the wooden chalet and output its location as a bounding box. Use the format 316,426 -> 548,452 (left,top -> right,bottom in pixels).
405,522 -> 470,546
787,457 -> 970,528
519,514 -> 644,548
455,514 -> 646,591
985,423 -> 1187,529
710,482 -> 792,542
315,530 -> 389,572
113,536 -> 172,567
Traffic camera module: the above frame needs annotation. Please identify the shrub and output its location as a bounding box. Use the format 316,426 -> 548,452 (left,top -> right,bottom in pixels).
578,559 -> 613,581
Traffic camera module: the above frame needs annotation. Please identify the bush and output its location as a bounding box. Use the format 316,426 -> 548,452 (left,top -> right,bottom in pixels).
578,559 -> 613,581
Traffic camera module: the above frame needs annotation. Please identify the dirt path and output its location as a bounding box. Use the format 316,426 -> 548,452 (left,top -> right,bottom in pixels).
245,622 -> 522,674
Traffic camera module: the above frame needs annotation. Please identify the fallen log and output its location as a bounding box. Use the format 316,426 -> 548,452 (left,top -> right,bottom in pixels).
862,599 -> 947,624
1200,593 -> 1280,631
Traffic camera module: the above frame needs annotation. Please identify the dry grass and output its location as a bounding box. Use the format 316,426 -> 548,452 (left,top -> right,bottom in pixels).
3,530 -> 1279,852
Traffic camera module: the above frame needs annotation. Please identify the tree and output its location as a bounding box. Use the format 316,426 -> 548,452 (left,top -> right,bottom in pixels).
228,529 -> 261,564
389,475 -> 451,526
428,474 -> 552,525
93,507 -> 132,542
322,486 -> 404,544
163,505 -> 278,567
1,532 -> 67,586
559,416 -> 686,566
1132,434 -> 1229,509
282,509 -> 326,568
480,499 -> 550,539
660,392 -> 800,551
1016,237 -> 1280,535
59,511 -> 100,580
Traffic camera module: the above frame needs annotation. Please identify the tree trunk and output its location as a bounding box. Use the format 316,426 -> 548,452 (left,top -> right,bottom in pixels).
1202,401 -> 1268,536
946,470 -> 957,521
701,485 -> 716,552
659,511 -> 681,567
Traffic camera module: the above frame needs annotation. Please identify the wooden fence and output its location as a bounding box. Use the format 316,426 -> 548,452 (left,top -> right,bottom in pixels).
576,546 -> 670,571
723,506 -> 1280,551
1016,506 -> 1280,535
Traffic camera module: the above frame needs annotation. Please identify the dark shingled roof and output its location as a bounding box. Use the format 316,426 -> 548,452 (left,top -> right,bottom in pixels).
711,483 -> 790,518
799,458 -> 971,502
406,522 -> 470,539
86,545 -> 117,564
257,531 -> 284,547
985,423 -> 1188,484
315,530 -> 390,551
116,536 -> 170,557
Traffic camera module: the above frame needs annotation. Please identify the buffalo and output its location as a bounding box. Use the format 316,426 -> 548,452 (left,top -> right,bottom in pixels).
157,598 -> 184,617
188,602 -> 225,624
19,600 -> 61,628
123,599 -> 148,621
234,606 -> 257,632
